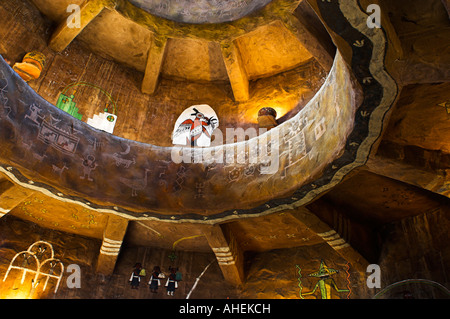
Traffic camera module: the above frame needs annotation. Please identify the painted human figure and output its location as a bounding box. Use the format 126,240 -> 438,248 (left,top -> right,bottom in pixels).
129,269 -> 140,289
129,263 -> 142,289
165,268 -> 178,296
299,260 -> 349,299
24,103 -> 43,125
148,266 -> 162,293
80,154 -> 98,181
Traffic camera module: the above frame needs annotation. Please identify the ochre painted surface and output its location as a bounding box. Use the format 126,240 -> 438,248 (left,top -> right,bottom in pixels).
235,21 -> 313,80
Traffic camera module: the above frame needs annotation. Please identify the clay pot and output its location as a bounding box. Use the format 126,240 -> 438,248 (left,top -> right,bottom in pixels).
13,51 -> 46,82
257,107 -> 278,129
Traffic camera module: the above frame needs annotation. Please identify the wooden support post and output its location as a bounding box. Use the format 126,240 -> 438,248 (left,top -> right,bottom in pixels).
141,36 -> 168,95
96,214 -> 129,275
280,15 -> 334,72
49,0 -> 109,52
0,184 -> 34,218
220,41 -> 250,102
203,224 -> 244,286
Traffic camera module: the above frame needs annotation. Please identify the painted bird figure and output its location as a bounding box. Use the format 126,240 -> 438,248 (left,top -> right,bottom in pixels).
174,108 -> 218,147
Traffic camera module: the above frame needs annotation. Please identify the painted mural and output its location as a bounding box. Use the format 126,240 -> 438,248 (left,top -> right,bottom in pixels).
296,260 -> 350,299
0,0 -> 398,224
3,241 -> 64,294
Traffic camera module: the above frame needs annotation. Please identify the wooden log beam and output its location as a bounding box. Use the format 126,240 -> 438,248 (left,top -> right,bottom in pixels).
203,224 -> 245,286
96,214 -> 129,275
141,36 -> 168,95
220,41 -> 250,102
0,184 -> 35,218
49,0 -> 110,52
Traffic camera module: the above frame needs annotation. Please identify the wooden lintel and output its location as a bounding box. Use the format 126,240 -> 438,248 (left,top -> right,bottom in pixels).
220,41 -> 250,102
96,214 -> 129,275
203,224 -> 244,286
141,36 -> 168,95
49,0 -> 109,52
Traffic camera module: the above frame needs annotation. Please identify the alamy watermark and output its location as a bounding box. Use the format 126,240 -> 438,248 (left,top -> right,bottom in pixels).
366,264 -> 381,289
66,4 -> 81,29
366,4 -> 381,29
66,264 -> 82,289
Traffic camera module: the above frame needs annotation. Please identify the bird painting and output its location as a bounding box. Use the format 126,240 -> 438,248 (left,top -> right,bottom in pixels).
119,168 -> 152,197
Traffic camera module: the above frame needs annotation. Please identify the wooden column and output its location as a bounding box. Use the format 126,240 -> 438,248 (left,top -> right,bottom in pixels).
0,184 -> 34,218
141,36 -> 168,95
96,214 -> 129,275
220,41 -> 250,102
203,224 -> 244,286
49,0 -> 110,52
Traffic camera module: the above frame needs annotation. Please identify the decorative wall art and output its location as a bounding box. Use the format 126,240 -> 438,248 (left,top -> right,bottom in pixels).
56,82 -> 118,133
296,260 -> 350,299
3,241 -> 64,294
172,104 -> 219,147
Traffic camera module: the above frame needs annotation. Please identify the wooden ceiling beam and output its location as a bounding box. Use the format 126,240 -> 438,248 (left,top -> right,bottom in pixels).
141,36 -> 168,95
49,0 -> 110,52
203,224 -> 245,286
220,41 -> 250,102
96,214 -> 129,275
